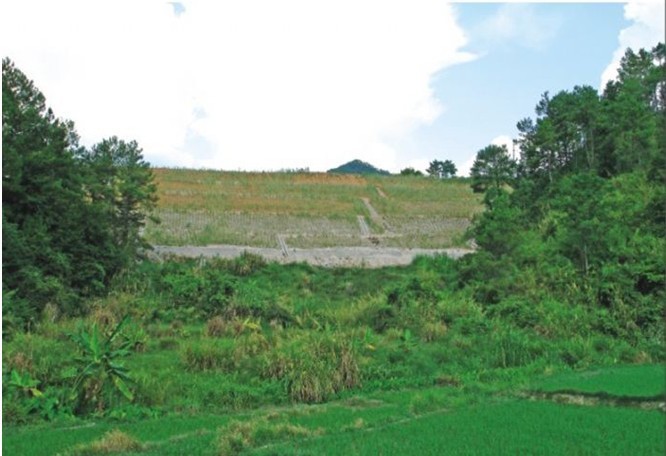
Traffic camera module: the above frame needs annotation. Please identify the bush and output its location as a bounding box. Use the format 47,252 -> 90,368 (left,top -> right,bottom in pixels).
262,332 -> 361,403
229,252 -> 267,276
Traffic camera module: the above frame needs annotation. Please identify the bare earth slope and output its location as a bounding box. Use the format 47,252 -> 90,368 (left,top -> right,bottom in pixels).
146,169 -> 482,265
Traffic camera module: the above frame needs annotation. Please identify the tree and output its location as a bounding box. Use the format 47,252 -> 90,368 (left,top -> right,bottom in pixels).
80,137 -> 158,262
470,144 -> 516,193
2,58 -> 103,316
427,159 -> 457,179
426,160 -> 443,178
400,167 -> 423,176
2,59 -> 157,325
441,160 -> 457,178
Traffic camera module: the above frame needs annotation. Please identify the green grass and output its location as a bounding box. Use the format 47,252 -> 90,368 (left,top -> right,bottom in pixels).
6,393 -> 662,456
251,400 -> 665,456
2,414 -> 229,456
532,364 -> 666,398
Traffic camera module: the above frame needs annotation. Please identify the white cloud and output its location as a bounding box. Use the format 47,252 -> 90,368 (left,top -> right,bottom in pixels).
600,0 -> 666,88
472,4 -> 562,51
1,0 -> 475,173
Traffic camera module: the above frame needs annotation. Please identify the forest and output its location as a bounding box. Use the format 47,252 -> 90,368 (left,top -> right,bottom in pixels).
2,44 -> 665,454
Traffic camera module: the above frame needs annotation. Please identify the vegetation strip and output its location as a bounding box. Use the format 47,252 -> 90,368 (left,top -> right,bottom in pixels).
522,391 -> 666,411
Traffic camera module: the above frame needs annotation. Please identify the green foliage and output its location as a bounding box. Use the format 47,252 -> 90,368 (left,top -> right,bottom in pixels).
427,159 -> 457,178
470,144 -> 516,193
69,316 -> 135,414
399,167 -> 423,176
2,59 -> 158,326
80,136 -> 158,260
261,331 -> 362,403
465,43 -> 665,342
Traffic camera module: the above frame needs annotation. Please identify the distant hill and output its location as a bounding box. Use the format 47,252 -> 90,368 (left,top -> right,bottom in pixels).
327,159 -> 390,175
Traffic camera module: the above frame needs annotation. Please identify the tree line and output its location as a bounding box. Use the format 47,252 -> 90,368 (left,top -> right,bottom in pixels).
400,159 -> 457,178
2,58 -> 157,329
463,43 -> 665,341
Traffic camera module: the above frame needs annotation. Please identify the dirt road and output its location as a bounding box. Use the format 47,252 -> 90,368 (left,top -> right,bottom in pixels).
151,244 -> 474,268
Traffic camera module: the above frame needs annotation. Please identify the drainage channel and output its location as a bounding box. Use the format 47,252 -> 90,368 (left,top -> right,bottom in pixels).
520,391 -> 666,411
277,235 -> 289,257
357,215 -> 371,237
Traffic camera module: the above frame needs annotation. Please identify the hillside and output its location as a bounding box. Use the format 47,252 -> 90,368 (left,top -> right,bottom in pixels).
327,159 -> 391,175
144,169 -> 482,248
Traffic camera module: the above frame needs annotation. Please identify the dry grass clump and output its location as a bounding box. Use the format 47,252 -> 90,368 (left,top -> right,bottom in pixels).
182,339 -> 236,372
89,307 -> 118,331
262,333 -> 362,403
205,315 -> 227,337
217,416 -> 320,456
4,350 -> 33,374
421,321 -> 448,342
70,429 -> 144,455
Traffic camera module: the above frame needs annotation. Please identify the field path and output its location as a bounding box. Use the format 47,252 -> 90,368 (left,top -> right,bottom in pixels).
151,244 -> 473,268
361,197 -> 391,231
357,215 -> 371,236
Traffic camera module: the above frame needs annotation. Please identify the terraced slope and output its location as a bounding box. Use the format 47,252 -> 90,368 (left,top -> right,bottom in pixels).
144,169 -> 482,250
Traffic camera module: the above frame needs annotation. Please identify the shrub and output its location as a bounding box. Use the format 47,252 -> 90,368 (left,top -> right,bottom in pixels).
3,333 -> 75,387
262,332 -> 361,403
229,251 -> 266,276
68,316 -> 135,414
489,327 -> 545,369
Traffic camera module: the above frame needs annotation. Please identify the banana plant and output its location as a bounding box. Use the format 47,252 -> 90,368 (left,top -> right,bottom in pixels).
69,315 -> 134,412
8,369 -> 43,397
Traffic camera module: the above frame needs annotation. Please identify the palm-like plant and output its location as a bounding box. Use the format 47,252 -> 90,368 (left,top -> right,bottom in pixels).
69,315 -> 134,413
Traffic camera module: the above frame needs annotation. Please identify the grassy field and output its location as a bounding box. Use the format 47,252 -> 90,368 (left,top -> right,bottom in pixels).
144,169 -> 483,248
4,381 -> 664,455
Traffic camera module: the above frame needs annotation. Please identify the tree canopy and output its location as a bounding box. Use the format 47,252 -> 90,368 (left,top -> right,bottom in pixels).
427,159 -> 457,179
464,43 -> 665,339
2,58 -> 157,325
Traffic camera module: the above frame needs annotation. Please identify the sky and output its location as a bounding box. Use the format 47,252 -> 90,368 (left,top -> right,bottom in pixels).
1,1 -> 664,175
